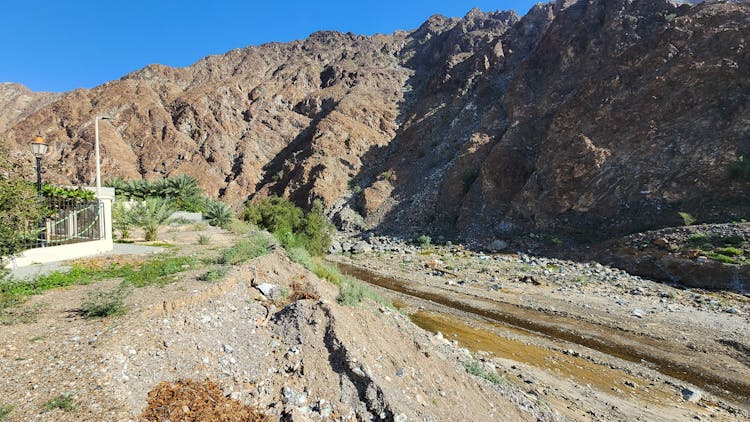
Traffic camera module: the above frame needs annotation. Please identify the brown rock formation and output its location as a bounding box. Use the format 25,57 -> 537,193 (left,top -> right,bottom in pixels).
2,0 -> 749,240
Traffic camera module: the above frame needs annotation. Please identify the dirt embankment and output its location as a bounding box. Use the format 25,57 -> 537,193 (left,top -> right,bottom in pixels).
0,240 -> 550,421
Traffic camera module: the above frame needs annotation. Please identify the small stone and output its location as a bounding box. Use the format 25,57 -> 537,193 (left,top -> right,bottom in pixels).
487,240 -> 508,252
256,283 -> 278,299
624,380 -> 637,388
396,368 -> 404,377
632,308 -> 645,318
223,344 -> 234,353
725,307 -> 739,314
682,388 -> 702,403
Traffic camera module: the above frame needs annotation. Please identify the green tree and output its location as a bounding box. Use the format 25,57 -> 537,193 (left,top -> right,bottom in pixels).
0,149 -> 43,276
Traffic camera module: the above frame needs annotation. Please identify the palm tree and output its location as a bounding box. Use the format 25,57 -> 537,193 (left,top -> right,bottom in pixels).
166,174 -> 201,199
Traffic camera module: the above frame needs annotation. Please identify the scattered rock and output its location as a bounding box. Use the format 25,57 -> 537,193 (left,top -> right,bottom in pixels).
682,388 -> 702,403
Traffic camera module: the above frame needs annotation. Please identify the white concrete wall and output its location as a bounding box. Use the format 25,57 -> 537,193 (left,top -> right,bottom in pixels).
4,187 -> 115,269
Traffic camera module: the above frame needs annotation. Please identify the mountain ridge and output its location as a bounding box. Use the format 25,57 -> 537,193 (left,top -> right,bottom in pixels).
2,0 -> 748,241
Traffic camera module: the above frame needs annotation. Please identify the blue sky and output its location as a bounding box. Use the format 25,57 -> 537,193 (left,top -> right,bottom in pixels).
1,1 -> 540,92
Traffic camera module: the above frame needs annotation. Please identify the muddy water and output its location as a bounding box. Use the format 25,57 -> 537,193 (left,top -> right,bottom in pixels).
335,262 -> 750,405
409,310 -> 677,406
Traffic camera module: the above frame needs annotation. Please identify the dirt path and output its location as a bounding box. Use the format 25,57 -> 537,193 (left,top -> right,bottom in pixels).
330,247 -> 750,421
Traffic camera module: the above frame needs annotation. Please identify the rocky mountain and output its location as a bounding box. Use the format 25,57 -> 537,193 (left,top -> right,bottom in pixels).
1,0 -> 748,240
0,83 -> 59,136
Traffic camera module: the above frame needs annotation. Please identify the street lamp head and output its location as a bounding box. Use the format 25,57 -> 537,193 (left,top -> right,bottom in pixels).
30,136 -> 49,158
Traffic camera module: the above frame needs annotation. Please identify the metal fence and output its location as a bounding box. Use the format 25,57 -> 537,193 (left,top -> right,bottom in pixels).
21,198 -> 102,249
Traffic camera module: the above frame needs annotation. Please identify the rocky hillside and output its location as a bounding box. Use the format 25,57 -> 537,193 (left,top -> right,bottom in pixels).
2,0 -> 748,240
0,83 -> 58,136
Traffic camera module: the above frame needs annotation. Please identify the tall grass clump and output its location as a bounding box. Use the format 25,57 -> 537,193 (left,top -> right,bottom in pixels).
217,233 -> 272,265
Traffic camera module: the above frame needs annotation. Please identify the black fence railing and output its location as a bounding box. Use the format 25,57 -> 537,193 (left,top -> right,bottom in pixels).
20,198 -> 102,250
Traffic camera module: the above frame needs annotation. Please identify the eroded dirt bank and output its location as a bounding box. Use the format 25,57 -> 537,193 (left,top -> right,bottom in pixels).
0,231 -> 553,421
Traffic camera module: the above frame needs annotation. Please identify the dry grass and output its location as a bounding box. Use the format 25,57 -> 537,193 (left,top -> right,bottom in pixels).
140,379 -> 267,422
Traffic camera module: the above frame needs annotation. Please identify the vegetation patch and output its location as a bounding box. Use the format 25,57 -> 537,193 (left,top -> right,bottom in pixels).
123,255 -> 199,287
243,196 -> 332,256
337,276 -> 389,307
217,233 -> 272,265
199,266 -> 229,282
0,403 -> 13,420
464,360 -> 505,385
80,287 -> 129,318
43,392 -> 76,412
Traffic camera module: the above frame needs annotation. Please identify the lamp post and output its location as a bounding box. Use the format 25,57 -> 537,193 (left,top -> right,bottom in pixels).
30,136 -> 49,246
94,115 -> 113,197
30,136 -> 49,195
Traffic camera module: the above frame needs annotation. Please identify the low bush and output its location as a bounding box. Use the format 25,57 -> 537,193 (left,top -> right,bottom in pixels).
217,233 -> 271,265
686,232 -> 708,245
336,276 -> 389,307
706,252 -> 739,265
286,246 -> 314,270
80,287 -> 128,318
43,392 -> 76,412
464,360 -> 505,385
199,267 -> 228,282
226,219 -> 252,235
416,234 -> 431,247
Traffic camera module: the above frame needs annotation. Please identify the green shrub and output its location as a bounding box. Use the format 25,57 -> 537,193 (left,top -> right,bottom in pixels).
199,267 -> 228,282
43,392 -> 76,411
686,232 -> 708,245
286,246 -> 314,270
217,233 -> 271,265
706,253 -> 738,264
714,247 -> 743,256
336,276 -> 388,306
80,287 -> 128,318
0,149 -> 45,276
464,360 -> 505,385
205,201 -> 233,229
678,212 -> 696,226
226,219 -> 252,235
312,262 -> 344,285
0,403 -> 13,420
244,196 -> 303,234
123,255 -> 198,287
416,234 -> 431,247
125,198 -> 174,241
243,196 -> 332,256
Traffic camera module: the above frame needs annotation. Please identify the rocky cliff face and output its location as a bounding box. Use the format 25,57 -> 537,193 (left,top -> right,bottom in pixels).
0,83 -> 59,136
2,0 -> 748,240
